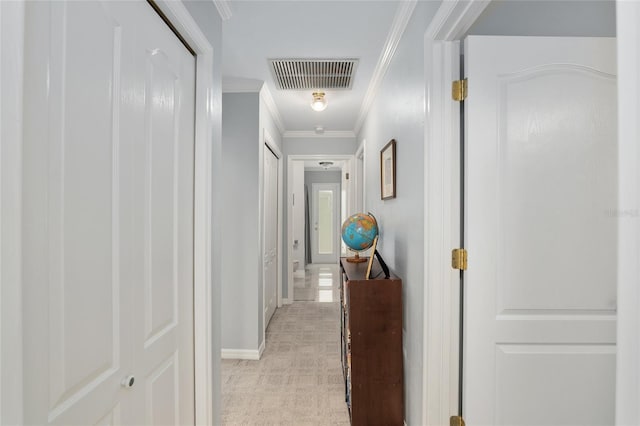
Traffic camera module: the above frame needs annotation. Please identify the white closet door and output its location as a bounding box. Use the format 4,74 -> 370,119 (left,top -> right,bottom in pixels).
21,2 -> 195,424
464,36 -> 617,426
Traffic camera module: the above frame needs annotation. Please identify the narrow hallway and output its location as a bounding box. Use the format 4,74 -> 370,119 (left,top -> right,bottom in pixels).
221,265 -> 350,425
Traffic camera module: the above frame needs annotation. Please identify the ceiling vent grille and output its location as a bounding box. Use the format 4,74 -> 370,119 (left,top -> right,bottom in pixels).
269,59 -> 358,90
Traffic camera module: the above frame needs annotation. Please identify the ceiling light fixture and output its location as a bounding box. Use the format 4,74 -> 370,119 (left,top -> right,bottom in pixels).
319,161 -> 334,169
310,92 -> 327,112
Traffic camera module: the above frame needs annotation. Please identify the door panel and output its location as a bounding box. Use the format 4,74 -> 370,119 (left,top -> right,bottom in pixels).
23,2 -> 128,424
464,36 -> 616,425
311,183 -> 340,264
127,3 -> 195,425
22,1 -> 195,424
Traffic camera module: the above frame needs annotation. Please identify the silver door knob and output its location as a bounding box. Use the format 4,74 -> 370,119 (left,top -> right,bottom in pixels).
121,375 -> 135,388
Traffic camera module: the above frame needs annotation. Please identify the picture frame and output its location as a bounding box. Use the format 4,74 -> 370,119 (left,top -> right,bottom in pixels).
380,139 -> 396,200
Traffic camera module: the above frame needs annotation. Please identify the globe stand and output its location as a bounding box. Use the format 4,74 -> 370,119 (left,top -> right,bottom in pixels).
346,252 -> 368,263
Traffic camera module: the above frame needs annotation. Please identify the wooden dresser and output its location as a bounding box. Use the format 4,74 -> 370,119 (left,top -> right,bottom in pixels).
339,257 -> 404,425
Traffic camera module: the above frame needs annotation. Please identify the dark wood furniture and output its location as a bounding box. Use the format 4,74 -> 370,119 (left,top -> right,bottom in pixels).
339,257 -> 404,426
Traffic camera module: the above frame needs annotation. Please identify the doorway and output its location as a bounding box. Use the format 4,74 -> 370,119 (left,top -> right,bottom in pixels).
422,3 -> 619,425
286,154 -> 354,304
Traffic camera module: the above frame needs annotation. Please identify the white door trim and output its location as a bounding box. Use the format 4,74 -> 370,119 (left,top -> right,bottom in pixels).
616,2 -> 640,424
0,1 -> 217,424
355,141 -> 366,214
262,129 -> 282,348
0,1 -> 25,424
422,1 -> 490,425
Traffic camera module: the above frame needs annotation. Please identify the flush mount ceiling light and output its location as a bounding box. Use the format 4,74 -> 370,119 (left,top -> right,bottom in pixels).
319,161 -> 334,169
310,92 -> 327,112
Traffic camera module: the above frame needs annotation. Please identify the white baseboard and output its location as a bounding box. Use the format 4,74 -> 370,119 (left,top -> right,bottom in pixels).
282,298 -> 292,305
258,340 -> 265,359
221,348 -> 261,360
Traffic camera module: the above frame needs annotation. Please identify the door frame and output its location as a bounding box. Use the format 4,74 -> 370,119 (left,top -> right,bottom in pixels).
616,2 -> 640,424
310,182 -> 341,264
261,130 -> 283,343
354,140 -> 366,214
423,2 -> 640,425
421,2 -> 500,425
0,1 -> 216,424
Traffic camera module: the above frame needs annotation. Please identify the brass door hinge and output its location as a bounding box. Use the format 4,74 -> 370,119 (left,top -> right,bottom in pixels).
452,248 -> 467,270
452,79 -> 467,101
450,415 -> 466,426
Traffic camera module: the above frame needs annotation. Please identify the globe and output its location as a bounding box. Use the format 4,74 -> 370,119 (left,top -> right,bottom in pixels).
341,213 -> 378,263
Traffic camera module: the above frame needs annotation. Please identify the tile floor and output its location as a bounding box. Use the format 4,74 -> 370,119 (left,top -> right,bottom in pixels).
221,264 -> 351,425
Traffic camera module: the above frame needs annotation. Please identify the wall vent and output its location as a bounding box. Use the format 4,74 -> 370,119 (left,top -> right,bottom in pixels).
269,59 -> 358,90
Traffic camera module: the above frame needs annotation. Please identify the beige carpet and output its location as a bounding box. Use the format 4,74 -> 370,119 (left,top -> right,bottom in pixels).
221,295 -> 351,425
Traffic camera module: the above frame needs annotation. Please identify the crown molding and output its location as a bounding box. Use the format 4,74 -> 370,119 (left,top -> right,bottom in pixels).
260,85 -> 286,135
222,77 -> 264,93
426,0 -> 490,40
213,0 -> 232,21
283,130 -> 356,139
353,0 -> 417,135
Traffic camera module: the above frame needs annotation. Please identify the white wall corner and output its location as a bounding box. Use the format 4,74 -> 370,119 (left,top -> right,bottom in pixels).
213,0 -> 232,21
260,85 -> 286,135
222,77 -> 264,94
353,0 -> 417,134
282,130 -> 356,139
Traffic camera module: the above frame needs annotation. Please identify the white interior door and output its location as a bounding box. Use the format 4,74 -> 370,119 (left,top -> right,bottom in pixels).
263,146 -> 279,327
22,1 -> 195,424
464,36 -> 617,425
311,183 -> 340,264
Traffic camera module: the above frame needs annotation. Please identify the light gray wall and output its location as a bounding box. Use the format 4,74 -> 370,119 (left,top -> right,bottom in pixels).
356,1 -> 441,423
284,137 -> 356,156
182,0 -> 223,422
468,0 -> 615,36
221,90 -> 283,352
221,93 -> 260,351
304,170 -> 342,186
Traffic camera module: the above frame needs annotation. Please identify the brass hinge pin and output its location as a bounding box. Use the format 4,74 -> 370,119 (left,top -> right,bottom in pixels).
452,79 -> 468,101
452,248 -> 468,270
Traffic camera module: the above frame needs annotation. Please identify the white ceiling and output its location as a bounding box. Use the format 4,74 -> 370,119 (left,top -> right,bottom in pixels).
221,1 -> 401,135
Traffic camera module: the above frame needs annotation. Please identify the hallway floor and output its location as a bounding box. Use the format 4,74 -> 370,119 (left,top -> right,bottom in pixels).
221,264 -> 350,425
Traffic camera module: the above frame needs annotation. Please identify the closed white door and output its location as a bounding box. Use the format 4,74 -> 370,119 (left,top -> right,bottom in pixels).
464,36 -> 617,425
22,1 -> 195,424
311,183 -> 340,264
264,146 -> 278,327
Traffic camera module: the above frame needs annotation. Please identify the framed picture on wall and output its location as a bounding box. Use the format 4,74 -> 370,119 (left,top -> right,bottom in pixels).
380,139 -> 396,200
